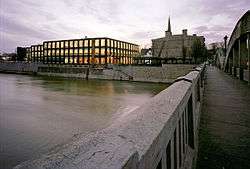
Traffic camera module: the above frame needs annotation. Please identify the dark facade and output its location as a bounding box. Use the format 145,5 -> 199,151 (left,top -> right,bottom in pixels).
28,37 -> 139,65
16,47 -> 27,61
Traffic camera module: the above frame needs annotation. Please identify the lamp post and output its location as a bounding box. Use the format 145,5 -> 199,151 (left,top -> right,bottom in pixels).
224,35 -> 228,71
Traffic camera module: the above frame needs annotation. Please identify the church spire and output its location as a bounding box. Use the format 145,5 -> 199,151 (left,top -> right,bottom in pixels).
167,16 -> 171,33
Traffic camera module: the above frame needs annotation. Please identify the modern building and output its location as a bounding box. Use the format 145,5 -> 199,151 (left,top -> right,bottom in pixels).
152,17 -> 205,63
25,37 -> 139,65
30,44 -> 43,62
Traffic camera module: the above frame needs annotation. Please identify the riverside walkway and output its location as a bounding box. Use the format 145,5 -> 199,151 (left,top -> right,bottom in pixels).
197,66 -> 250,169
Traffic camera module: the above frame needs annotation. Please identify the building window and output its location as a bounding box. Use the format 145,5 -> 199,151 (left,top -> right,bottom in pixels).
74,49 -> 78,55
74,41 -> 78,48
84,57 -> 88,64
69,49 -> 73,56
52,49 -> 55,56
84,48 -> 88,55
70,41 -> 74,48
79,40 -> 83,47
61,41 -> 64,48
65,49 -> 68,56
65,41 -> 69,48
101,48 -> 105,55
74,57 -> 78,64
95,48 -> 99,55
69,57 -> 73,64
101,57 -> 105,64
65,57 -> 68,63
60,49 -> 64,55
79,49 -> 83,55
84,40 -> 88,47
95,39 -> 99,47
101,39 -> 105,46
56,49 -> 60,56
56,42 -> 60,48
52,42 -> 55,48
79,57 -> 83,64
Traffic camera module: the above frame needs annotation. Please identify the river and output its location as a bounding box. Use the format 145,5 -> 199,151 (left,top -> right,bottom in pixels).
0,73 -> 168,169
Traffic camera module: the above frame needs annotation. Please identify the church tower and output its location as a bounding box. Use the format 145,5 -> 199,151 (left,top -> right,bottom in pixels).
165,17 -> 172,37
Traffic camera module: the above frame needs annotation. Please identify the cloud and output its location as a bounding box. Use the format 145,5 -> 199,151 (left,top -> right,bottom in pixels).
0,0 -> 249,52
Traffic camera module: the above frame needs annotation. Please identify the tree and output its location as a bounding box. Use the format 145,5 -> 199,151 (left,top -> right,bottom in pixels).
191,38 -> 206,64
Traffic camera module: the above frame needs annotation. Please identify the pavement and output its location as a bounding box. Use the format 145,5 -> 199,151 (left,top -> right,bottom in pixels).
196,66 -> 250,169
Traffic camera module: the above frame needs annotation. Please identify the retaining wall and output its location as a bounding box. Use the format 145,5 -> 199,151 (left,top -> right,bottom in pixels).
0,62 -> 40,74
14,64 -> 206,169
0,62 -> 195,83
37,64 -> 195,83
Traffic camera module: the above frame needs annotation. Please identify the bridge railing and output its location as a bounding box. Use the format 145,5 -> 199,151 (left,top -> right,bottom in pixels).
15,64 -> 206,169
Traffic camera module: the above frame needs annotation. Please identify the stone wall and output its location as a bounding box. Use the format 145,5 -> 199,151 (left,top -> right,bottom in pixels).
0,62 -> 40,73
0,62 -> 195,83
114,64 -> 195,83
14,64 -> 206,169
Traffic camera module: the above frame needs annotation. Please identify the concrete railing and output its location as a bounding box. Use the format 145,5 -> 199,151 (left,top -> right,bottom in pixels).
14,64 -> 206,169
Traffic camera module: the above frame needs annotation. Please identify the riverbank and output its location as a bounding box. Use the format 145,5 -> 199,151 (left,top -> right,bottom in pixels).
0,62 -> 196,83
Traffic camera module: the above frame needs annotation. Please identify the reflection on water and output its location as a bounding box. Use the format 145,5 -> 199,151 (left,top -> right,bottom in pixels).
0,73 -> 168,169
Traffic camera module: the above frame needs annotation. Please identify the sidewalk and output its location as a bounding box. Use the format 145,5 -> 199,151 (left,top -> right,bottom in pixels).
197,66 -> 250,169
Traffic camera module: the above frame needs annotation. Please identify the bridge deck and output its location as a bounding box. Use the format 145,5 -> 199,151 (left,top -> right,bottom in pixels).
197,66 -> 250,169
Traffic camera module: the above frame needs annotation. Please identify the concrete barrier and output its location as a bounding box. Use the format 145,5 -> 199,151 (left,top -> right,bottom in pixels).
14,64 -> 206,169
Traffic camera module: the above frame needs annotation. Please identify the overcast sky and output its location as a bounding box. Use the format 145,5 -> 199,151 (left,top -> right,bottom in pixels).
0,0 -> 249,52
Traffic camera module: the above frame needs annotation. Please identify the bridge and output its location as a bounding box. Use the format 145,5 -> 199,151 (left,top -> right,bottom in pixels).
2,11 -> 250,169
223,10 -> 250,82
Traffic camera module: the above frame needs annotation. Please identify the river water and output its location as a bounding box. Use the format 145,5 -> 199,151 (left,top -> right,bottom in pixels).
0,73 -> 168,169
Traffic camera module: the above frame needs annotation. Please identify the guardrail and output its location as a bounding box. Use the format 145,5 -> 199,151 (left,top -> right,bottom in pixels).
14,64 -> 206,169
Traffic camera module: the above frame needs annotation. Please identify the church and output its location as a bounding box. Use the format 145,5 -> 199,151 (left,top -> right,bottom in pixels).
152,18 -> 205,63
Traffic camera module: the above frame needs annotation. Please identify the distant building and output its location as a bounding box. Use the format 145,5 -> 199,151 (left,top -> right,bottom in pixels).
24,37 -> 139,65
16,47 -> 27,61
141,48 -> 152,56
152,17 -> 205,63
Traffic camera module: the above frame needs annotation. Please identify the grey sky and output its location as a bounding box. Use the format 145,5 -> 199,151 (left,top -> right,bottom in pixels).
0,0 -> 249,52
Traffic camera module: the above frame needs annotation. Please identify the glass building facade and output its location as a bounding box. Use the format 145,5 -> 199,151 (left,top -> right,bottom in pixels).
30,45 -> 43,62
29,37 -> 139,65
